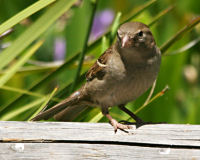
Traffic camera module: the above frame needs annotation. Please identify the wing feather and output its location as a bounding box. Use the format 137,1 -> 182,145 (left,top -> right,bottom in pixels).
86,46 -> 113,81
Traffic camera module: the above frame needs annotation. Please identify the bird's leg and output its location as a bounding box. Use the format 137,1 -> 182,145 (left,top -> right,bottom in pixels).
119,105 -> 166,128
101,107 -> 132,133
118,104 -> 146,128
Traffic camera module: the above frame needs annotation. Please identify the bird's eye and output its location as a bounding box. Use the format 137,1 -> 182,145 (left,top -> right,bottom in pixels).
137,31 -> 143,37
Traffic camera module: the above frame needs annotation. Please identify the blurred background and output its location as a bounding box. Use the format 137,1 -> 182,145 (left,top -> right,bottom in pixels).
0,0 -> 199,124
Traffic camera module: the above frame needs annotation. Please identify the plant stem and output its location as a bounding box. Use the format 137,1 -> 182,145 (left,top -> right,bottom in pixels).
134,85 -> 169,114
161,16 -> 200,54
70,0 -> 98,93
142,79 -> 157,107
122,0 -> 156,24
148,5 -> 175,27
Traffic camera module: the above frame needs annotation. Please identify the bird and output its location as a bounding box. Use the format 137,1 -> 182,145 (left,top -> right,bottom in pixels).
32,21 -> 161,132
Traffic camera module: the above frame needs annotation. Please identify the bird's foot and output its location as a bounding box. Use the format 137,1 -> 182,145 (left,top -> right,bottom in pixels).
104,112 -> 132,133
110,118 -> 132,133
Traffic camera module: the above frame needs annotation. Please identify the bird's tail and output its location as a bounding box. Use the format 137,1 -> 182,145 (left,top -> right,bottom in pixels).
54,105 -> 88,121
31,90 -> 84,121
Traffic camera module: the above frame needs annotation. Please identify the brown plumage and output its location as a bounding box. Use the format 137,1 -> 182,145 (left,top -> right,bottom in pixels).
86,47 -> 112,81
32,22 -> 161,132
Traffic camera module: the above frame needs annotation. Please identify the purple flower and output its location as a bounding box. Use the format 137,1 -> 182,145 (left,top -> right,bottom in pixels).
90,9 -> 114,41
54,37 -> 66,61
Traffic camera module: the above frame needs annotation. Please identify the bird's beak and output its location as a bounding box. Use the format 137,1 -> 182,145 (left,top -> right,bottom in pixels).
121,35 -> 129,48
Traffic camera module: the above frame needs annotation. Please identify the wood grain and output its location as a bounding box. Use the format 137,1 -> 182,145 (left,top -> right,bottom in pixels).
1,121 -> 200,146
1,143 -> 200,160
0,121 -> 200,159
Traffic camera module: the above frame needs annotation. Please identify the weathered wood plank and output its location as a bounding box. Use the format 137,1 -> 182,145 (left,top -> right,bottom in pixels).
0,121 -> 200,147
1,143 -> 200,160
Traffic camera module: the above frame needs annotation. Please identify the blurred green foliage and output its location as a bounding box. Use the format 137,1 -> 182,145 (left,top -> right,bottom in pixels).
0,0 -> 199,124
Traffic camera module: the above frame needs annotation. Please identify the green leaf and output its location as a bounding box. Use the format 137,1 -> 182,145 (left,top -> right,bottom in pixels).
125,85 -> 169,122
0,65 -> 59,76
0,85 -> 60,102
161,16 -> 200,54
148,5 -> 175,27
166,37 -> 200,55
28,87 -> 58,121
89,111 -> 103,123
70,0 -> 98,93
0,97 -> 46,121
0,52 -> 79,113
101,36 -> 109,53
0,0 -> 157,114
0,0 -> 77,70
0,0 -> 56,35
110,12 -> 122,43
122,0 -> 157,23
0,40 -> 44,87
134,86 -> 169,114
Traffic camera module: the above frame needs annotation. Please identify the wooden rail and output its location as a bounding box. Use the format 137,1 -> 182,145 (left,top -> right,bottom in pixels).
0,121 -> 200,159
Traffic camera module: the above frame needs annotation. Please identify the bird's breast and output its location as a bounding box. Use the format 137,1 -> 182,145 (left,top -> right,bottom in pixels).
85,52 -> 161,108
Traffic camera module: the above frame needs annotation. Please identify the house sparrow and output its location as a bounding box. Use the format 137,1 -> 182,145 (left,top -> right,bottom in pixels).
32,22 -> 161,132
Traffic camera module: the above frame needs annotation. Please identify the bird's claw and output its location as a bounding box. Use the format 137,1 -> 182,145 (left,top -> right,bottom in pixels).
110,119 -> 132,133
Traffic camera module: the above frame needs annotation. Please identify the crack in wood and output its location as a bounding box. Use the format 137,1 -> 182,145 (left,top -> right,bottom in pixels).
1,139 -> 200,150
172,138 -> 200,141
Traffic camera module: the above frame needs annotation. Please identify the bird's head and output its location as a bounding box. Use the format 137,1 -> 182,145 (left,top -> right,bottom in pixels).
117,22 -> 156,50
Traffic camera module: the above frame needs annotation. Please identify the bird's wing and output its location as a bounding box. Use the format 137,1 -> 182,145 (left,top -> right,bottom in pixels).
86,46 -> 113,81
32,46 -> 113,121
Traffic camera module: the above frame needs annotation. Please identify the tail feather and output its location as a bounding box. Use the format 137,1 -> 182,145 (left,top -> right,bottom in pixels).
54,105 -> 88,121
31,92 -> 80,121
